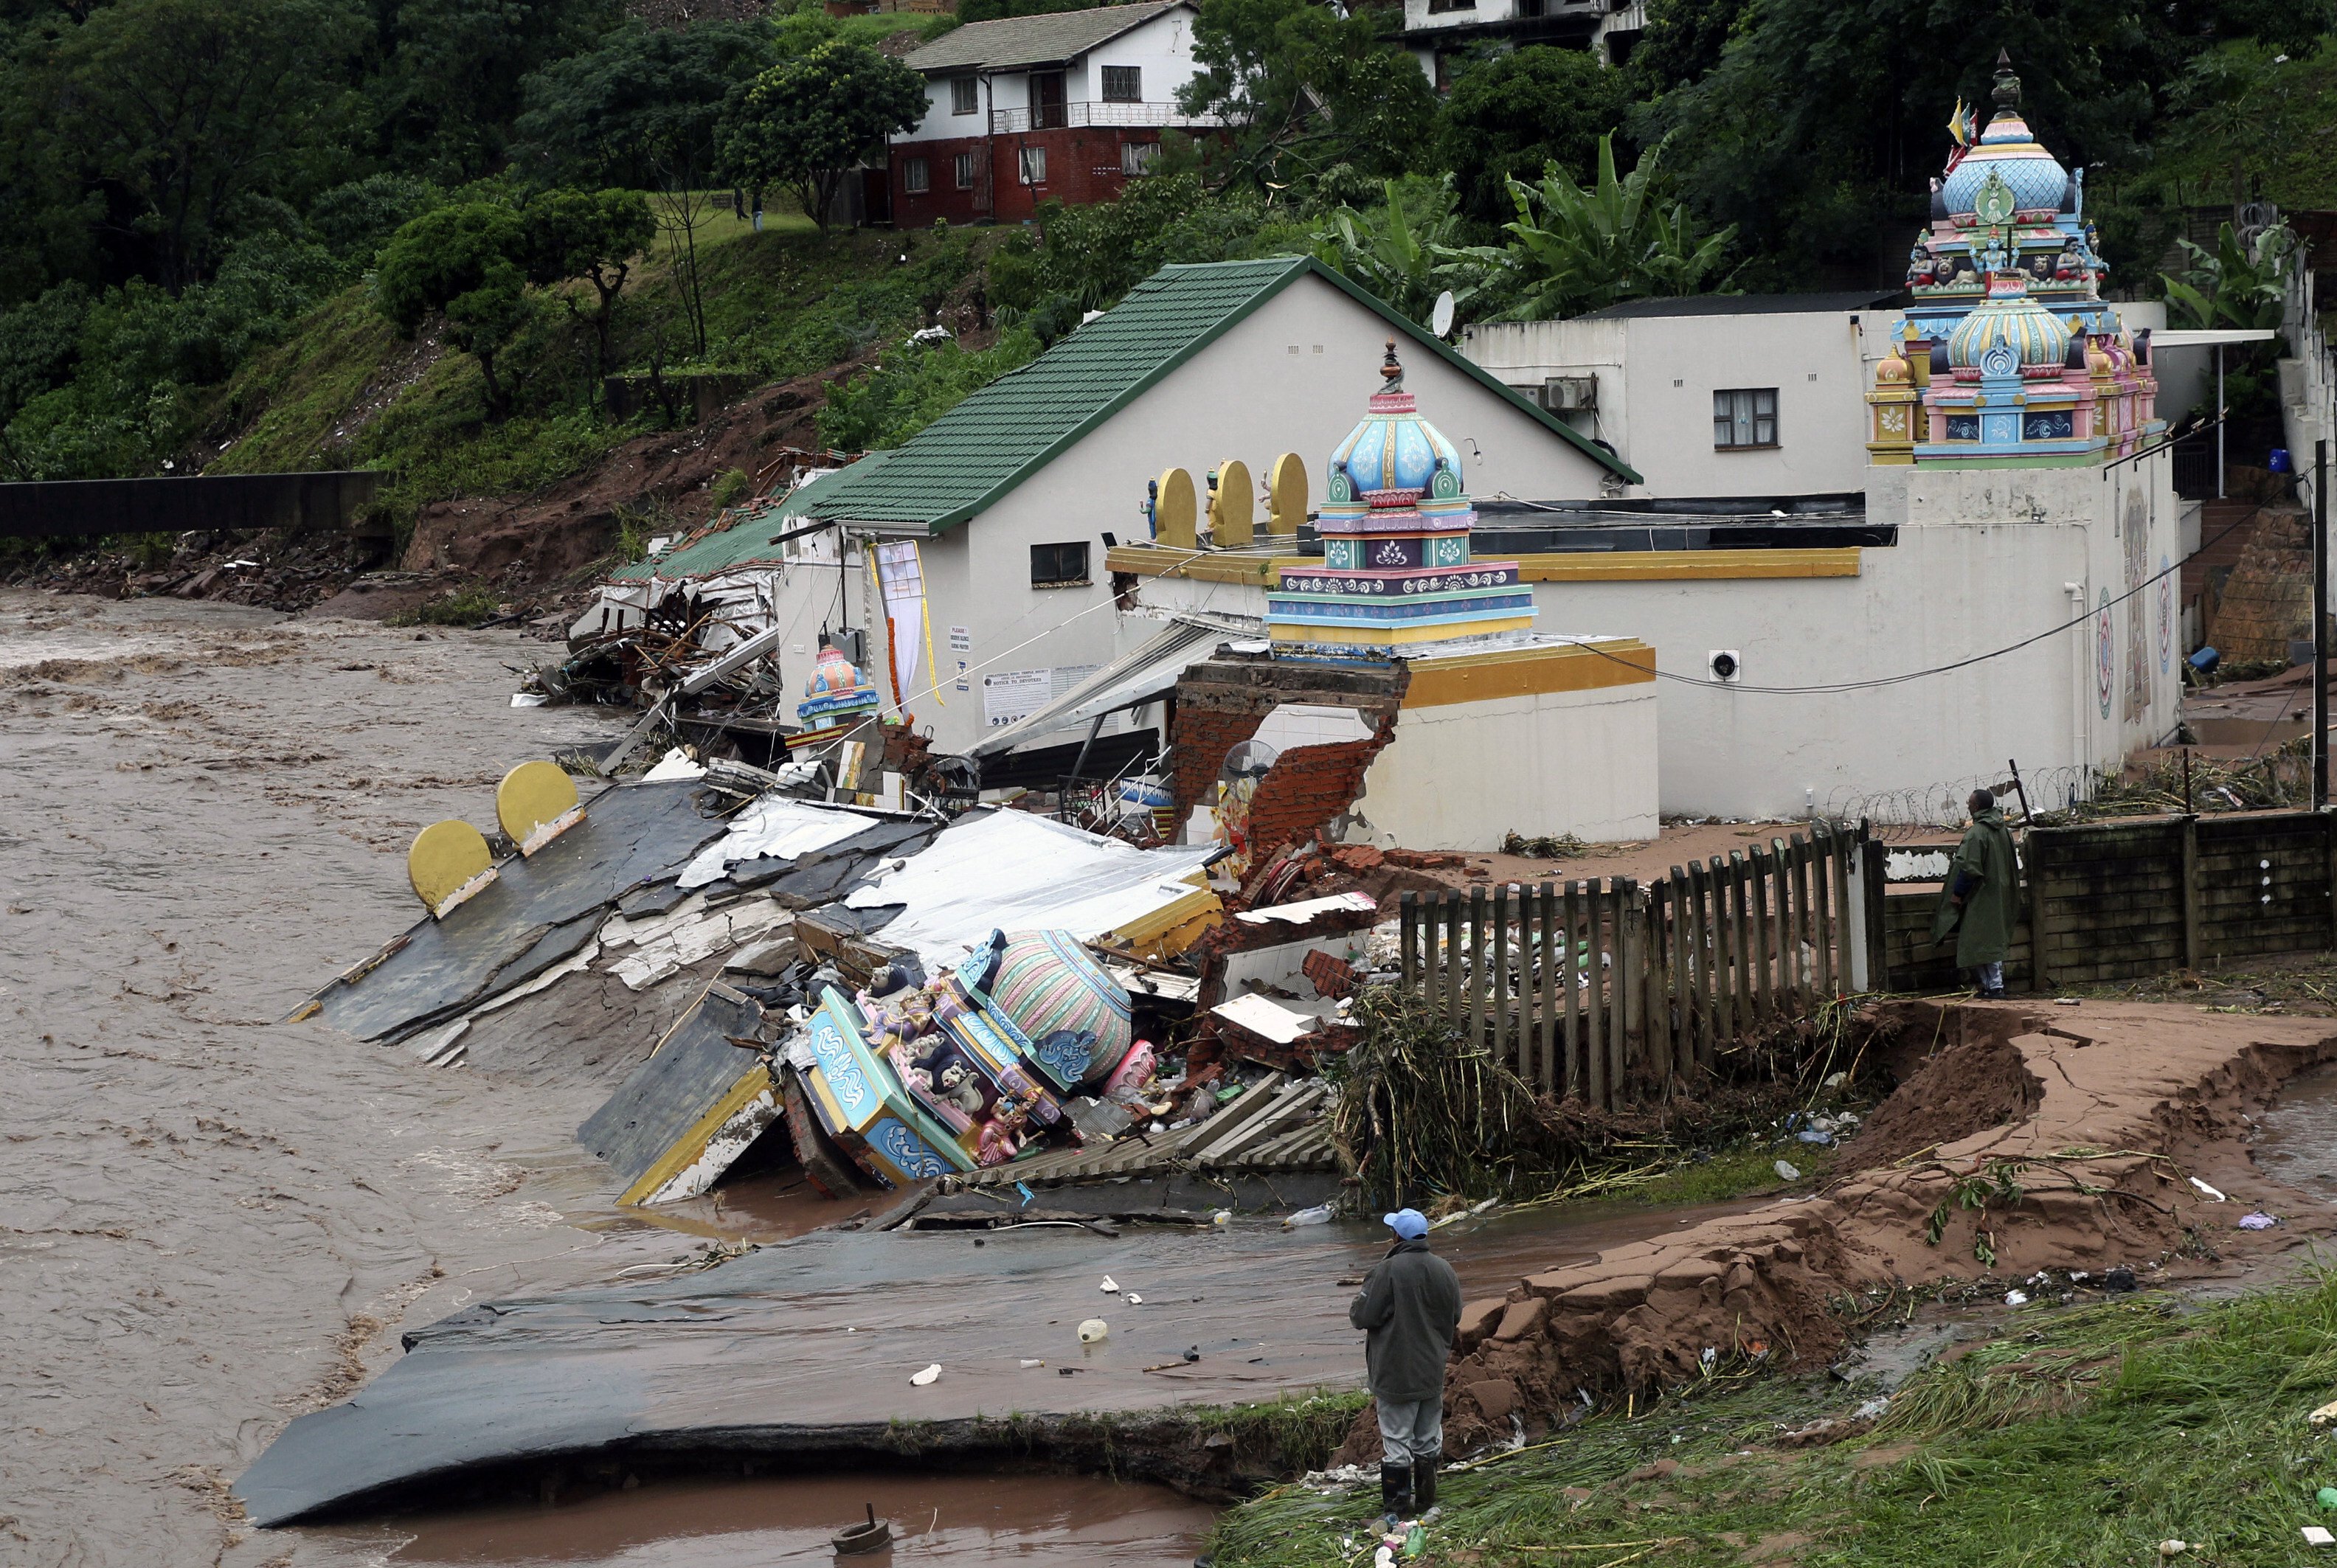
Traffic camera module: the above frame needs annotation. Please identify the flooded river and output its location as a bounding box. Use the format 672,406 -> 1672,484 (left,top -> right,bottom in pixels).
0,590 -> 1776,1567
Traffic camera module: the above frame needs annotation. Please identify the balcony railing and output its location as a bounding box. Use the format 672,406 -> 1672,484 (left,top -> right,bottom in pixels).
989,100 -> 1222,134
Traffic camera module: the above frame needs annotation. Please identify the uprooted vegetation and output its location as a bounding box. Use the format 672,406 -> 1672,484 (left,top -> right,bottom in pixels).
1328,985 -> 1880,1213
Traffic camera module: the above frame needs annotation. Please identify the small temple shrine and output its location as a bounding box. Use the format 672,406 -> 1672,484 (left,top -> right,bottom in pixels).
1264,342 -> 1537,653
1154,343 -> 1661,852
1866,51 -> 2160,466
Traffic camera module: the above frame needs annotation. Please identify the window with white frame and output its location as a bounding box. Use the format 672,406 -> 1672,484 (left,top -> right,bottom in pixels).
954,150 -> 977,189
1713,387 -> 1779,448
1101,64 -> 1141,102
950,77 -> 978,114
901,156 -> 929,194
1120,140 -> 1159,176
1017,145 -> 1046,184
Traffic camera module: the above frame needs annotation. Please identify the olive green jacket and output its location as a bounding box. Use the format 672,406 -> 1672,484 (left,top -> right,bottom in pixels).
1931,808 -> 2021,967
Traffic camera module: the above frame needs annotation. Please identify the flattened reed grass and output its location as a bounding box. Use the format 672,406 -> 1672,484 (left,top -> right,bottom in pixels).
1208,1272 -> 2337,1568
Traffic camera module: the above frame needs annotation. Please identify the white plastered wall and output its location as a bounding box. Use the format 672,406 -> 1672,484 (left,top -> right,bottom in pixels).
1133,454 -> 2182,821
1461,311 -> 1895,498
1358,681 -> 1661,850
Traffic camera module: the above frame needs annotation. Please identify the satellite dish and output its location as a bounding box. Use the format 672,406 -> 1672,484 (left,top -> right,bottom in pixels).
1430,290 -> 1455,339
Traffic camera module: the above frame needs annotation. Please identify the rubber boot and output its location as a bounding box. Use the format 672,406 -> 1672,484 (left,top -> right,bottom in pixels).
1379,1461 -> 1413,1524
1413,1450 -> 1440,1516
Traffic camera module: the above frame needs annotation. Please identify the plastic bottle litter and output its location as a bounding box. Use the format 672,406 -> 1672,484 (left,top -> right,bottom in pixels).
1078,1318 -> 1109,1343
1773,1160 -> 1801,1182
1213,1210 -> 1233,1226
1099,1276 -> 1119,1292
910,1364 -> 941,1386
1284,1204 -> 1334,1227
1019,1359 -> 1044,1368
2157,1541 -> 2187,1558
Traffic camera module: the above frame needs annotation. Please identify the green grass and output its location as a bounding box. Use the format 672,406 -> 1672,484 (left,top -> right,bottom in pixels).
387,583 -> 502,627
1208,1276 -> 2337,1567
191,208 -> 1000,547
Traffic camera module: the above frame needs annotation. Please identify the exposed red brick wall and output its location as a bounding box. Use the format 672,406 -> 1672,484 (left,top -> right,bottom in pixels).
1243,734 -> 1393,853
1166,653 -> 1409,827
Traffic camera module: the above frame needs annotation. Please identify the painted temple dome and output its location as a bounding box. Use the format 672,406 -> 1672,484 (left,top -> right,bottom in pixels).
1941,55 -> 2070,220
1327,341 -> 1467,504
797,641 -> 877,724
1947,287 -> 2072,372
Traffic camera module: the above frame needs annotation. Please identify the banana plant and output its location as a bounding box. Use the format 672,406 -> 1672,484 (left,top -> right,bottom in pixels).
2159,220 -> 2297,331
1309,176 -> 1506,327
1498,134 -> 1734,320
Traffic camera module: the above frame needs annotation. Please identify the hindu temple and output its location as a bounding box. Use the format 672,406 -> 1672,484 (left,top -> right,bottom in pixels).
1867,50 -> 2161,466
1265,342 -> 1536,653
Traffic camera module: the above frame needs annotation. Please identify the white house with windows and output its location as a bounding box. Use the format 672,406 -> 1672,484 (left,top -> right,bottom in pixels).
1401,0 -> 1647,87
1460,293 -> 1907,499
883,1 -> 1213,228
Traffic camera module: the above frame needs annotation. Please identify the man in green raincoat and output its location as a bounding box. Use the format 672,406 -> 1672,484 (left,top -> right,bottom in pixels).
1933,788 -> 2020,999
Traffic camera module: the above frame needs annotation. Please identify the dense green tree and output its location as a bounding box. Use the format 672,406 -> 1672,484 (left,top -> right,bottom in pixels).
365,0 -> 617,184
1437,46 -> 1632,227
1179,0 -> 1436,189
306,173 -> 446,265
516,21 -> 769,355
522,186 -> 651,382
374,201 -> 530,418
717,42 -> 927,235
2156,42 -> 2337,218
1501,135 -> 1734,319
52,0 -> 368,291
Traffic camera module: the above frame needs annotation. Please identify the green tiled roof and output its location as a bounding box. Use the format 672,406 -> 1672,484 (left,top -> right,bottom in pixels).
608,456 -> 893,582
801,257 -> 1640,535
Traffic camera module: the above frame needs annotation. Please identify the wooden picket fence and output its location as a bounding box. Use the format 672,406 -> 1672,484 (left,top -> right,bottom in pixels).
1394,821 -> 1872,1109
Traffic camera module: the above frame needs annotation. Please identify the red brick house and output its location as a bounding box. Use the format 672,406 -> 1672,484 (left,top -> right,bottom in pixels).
884,1 -> 1214,226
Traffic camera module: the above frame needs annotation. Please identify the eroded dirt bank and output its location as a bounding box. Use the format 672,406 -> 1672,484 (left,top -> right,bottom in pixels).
0,590 -> 726,1567
1363,999 -> 2337,1461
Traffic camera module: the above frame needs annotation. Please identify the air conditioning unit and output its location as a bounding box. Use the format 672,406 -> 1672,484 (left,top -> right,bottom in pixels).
1540,374 -> 1598,412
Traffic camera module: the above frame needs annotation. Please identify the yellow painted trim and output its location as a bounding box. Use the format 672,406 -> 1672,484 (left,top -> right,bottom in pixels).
1401,639 -> 1656,708
1107,884 -> 1224,959
617,1061 -> 776,1207
1107,544 -> 1863,585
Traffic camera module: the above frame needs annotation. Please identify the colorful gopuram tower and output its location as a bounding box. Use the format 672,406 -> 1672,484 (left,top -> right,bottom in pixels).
1265,341 -> 1537,654
1866,51 -> 2159,467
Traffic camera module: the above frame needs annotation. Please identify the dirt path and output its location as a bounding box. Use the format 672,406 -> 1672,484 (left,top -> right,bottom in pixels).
0,590 -> 707,1567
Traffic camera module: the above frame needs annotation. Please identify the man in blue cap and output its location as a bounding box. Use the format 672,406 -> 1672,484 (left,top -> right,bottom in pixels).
1348,1207 -> 1462,1524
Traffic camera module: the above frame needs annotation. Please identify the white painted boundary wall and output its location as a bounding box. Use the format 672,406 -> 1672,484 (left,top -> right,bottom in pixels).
1358,681 -> 1660,850
1132,454 -> 2182,821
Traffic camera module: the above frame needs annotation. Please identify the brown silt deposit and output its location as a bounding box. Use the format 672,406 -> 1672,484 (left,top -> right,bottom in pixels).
1347,999 -> 2337,1460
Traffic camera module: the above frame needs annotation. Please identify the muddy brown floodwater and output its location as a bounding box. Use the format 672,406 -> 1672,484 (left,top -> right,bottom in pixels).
319,1473 -> 1219,1567
0,590 -> 699,1568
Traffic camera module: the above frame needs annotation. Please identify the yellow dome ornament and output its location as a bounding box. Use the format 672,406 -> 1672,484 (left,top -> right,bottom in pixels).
496,759 -> 586,857
408,819 -> 497,919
